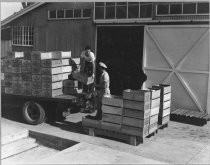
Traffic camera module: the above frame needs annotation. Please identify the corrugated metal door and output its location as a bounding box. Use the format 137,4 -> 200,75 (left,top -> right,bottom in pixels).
143,25 -> 210,114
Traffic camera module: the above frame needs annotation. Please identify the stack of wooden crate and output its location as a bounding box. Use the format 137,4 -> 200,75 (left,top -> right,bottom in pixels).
153,84 -> 171,126
101,95 -> 123,131
148,87 -> 161,134
122,89 -> 151,139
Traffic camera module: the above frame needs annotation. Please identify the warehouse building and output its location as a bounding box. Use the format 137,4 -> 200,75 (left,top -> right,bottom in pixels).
1,2 -> 210,114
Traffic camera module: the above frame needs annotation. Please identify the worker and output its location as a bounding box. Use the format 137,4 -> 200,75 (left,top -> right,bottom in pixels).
80,46 -> 95,93
94,62 -> 111,120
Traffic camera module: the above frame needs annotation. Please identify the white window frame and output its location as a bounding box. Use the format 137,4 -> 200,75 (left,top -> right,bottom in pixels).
12,26 -> 33,46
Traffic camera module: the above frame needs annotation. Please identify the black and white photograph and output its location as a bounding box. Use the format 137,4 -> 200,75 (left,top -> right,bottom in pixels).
1,0 -> 210,164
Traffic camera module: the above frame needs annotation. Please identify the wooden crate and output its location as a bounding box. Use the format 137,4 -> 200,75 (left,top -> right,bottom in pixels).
123,89 -> 151,102
62,73 -> 70,80
63,87 -> 82,95
123,100 -> 150,111
41,59 -> 62,68
42,88 -> 63,97
22,66 -> 32,73
63,80 -> 78,88
22,74 -> 32,81
13,73 -> 22,81
158,115 -> 170,125
32,89 -> 42,96
102,95 -> 123,107
4,80 -> 13,88
122,116 -> 150,128
149,123 -> 158,134
102,113 -> 122,124
32,75 -> 41,82
62,66 -> 72,73
32,67 -> 41,74
101,122 -> 121,131
12,59 -> 22,67
42,81 -> 62,90
121,124 -> 149,137
42,74 -> 63,83
102,105 -> 123,115
123,108 -> 150,119
24,51 -> 31,60
62,59 -> 70,66
41,67 -> 62,75
4,73 -> 13,81
12,80 -> 22,95
32,81 -> 42,89
22,60 -> 31,68
31,60 -> 41,68
22,81 -> 31,96
12,67 -> 21,73
82,117 -> 101,129
5,87 -> 13,94
61,51 -> 71,59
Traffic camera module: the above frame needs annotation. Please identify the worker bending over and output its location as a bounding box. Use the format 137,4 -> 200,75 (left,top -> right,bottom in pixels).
80,46 -> 95,93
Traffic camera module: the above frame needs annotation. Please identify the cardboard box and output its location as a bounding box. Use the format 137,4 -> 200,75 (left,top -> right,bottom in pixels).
61,51 -> 71,59
62,66 -> 72,73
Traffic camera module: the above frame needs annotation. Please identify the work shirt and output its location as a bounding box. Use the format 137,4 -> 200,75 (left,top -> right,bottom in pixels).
80,51 -> 95,62
99,71 -> 110,96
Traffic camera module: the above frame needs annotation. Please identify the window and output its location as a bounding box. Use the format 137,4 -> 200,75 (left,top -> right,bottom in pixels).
105,2 -> 115,19
74,9 -> 82,18
57,10 -> 64,18
12,26 -> 33,46
128,2 -> 139,18
49,10 -> 56,19
116,2 -> 127,19
83,9 -> 91,18
197,3 -> 209,14
183,3 -> 196,14
157,4 -> 169,15
170,4 -> 182,14
66,10 -> 73,18
140,3 -> 152,18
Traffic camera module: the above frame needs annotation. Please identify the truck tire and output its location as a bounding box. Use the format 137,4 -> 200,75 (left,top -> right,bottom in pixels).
22,101 -> 46,125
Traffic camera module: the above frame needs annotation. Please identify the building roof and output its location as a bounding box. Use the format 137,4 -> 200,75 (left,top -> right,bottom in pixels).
1,2 -> 44,27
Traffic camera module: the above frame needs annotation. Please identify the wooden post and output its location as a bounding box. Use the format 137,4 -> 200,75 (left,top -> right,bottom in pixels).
130,136 -> 137,146
89,128 -> 95,136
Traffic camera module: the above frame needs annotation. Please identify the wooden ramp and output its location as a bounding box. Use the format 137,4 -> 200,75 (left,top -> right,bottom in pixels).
170,109 -> 210,126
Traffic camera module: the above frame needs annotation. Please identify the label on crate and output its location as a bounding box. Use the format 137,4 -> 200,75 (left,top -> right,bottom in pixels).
41,59 -> 62,68
12,52 -> 24,58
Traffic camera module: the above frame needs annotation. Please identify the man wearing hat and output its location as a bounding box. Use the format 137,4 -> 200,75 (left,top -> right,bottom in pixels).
94,62 -> 111,119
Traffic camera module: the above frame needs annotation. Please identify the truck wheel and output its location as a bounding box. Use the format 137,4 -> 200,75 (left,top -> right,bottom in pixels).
22,101 -> 46,125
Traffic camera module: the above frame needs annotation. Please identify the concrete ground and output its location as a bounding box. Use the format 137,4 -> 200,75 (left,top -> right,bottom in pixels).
1,105 -> 210,164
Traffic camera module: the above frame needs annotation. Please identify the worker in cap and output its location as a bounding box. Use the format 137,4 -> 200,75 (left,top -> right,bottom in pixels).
92,62 -> 110,120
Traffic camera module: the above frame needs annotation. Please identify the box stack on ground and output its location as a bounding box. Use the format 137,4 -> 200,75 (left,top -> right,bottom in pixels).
101,95 -> 123,131
2,51 -> 73,97
148,87 -> 161,134
153,84 -> 171,127
122,89 -> 151,141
